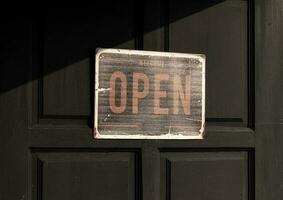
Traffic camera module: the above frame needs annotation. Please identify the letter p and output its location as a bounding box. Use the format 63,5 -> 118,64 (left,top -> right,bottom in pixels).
132,72 -> 149,113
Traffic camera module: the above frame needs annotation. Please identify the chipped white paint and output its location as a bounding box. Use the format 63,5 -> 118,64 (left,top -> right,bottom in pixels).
96,88 -> 111,92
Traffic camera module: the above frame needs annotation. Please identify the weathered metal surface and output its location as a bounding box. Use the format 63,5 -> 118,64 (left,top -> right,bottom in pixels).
94,49 -> 205,139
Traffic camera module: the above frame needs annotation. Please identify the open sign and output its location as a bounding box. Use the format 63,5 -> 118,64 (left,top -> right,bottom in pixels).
108,71 -> 191,115
94,49 -> 205,139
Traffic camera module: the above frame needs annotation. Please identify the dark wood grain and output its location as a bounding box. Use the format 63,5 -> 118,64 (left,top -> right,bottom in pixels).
170,0 -> 248,123
255,0 -> 283,200
2,0 -> 283,200
32,151 -> 140,200
161,151 -> 249,200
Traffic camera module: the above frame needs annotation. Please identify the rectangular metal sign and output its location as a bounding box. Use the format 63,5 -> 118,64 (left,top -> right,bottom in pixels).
94,49 -> 205,139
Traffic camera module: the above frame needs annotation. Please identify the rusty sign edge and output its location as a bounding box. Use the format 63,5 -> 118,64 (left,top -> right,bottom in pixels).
94,48 -> 205,139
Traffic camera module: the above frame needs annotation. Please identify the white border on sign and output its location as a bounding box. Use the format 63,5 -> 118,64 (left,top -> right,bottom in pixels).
94,48 -> 205,139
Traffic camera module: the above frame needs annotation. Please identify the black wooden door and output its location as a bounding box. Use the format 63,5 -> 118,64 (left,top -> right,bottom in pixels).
1,0 -> 283,200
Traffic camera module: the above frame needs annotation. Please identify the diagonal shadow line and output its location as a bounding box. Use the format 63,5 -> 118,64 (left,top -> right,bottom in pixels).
0,0 -> 226,94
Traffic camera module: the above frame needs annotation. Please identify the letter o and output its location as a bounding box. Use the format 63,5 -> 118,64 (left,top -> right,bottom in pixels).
109,71 -> 127,113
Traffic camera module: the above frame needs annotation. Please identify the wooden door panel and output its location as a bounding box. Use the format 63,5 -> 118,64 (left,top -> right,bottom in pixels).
161,151 -> 249,200
169,0 -> 248,122
43,59 -> 91,117
32,151 -> 140,200
36,1 -> 136,119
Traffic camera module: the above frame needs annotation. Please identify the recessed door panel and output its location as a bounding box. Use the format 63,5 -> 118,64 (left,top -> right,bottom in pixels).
161,151 -> 249,200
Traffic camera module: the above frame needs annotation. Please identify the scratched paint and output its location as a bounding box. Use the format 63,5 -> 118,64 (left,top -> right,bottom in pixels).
94,48 -> 205,139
